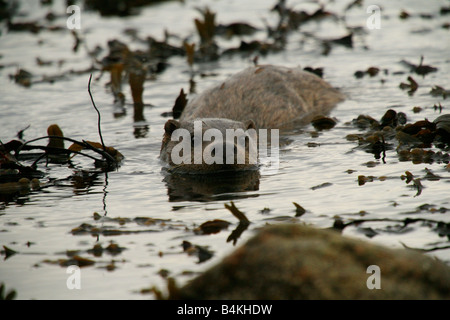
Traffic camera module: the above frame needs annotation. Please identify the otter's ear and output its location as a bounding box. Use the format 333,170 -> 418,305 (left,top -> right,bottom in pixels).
164,119 -> 181,135
244,120 -> 256,130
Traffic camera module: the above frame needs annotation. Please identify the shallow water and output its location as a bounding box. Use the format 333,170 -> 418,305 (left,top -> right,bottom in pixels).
0,0 -> 449,299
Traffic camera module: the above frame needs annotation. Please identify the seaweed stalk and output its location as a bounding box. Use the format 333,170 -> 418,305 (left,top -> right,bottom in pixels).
88,74 -> 106,151
15,136 -> 115,163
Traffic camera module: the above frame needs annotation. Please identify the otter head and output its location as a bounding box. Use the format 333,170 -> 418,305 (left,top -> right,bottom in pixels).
160,118 -> 258,174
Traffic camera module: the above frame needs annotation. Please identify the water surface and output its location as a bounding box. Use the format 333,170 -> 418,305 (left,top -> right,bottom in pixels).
0,0 -> 449,299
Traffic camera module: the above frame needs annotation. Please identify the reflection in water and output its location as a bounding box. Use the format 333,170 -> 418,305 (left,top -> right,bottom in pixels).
70,169 -> 110,217
70,170 -> 101,194
133,102 -> 149,139
0,168 -> 110,212
133,123 -> 149,139
101,171 -> 109,216
0,185 -> 32,206
113,92 -> 126,118
163,169 -> 260,202
226,221 -> 250,245
1,0 -> 449,300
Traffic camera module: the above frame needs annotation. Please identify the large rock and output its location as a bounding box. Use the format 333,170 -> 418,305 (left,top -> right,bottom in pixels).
173,224 -> 450,299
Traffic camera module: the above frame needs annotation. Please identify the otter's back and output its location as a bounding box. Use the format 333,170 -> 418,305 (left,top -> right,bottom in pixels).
180,65 -> 344,129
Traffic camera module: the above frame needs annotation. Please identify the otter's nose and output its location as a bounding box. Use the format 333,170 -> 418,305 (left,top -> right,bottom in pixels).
223,141 -> 240,165
203,141 -> 244,165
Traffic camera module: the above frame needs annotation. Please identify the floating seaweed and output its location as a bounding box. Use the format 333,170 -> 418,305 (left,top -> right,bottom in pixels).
1,246 -> 17,260
43,255 -> 95,268
0,283 -> 17,300
311,115 -> 337,130
354,68 -> 382,79
84,0 -> 176,17
194,7 -> 219,61
293,202 -> 306,217
224,201 -> 251,245
215,22 -> 259,39
87,242 -> 126,257
194,219 -> 231,235
348,109 -> 449,163
182,240 -> 214,263
430,86 -> 449,99
400,56 -> 438,77
0,76 -> 124,206
171,88 -> 188,119
399,76 -> 419,95
311,182 -> 333,190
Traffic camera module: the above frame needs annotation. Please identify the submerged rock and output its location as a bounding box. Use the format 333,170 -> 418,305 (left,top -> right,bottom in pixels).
173,224 -> 450,299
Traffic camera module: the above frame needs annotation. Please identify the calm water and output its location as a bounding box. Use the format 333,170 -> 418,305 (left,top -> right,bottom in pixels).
0,0 -> 449,299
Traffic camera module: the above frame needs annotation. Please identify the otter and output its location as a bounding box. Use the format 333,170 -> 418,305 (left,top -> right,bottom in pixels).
160,65 -> 344,174
180,65 -> 344,128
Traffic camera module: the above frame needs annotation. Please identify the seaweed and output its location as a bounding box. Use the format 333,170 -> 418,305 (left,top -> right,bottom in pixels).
0,76 -> 123,203
347,109 -> 449,163
194,219 -> 231,235
399,76 -> 419,95
400,56 -> 438,77
0,283 -> 16,300
293,202 -> 306,217
84,0 -> 177,17
224,201 -> 251,245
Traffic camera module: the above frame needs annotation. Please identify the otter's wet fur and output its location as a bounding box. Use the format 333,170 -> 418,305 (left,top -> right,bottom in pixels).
179,64 -> 344,129
160,64 -> 344,173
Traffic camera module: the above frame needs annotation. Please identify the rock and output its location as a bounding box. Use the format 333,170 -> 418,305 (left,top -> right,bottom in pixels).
173,224 -> 450,299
